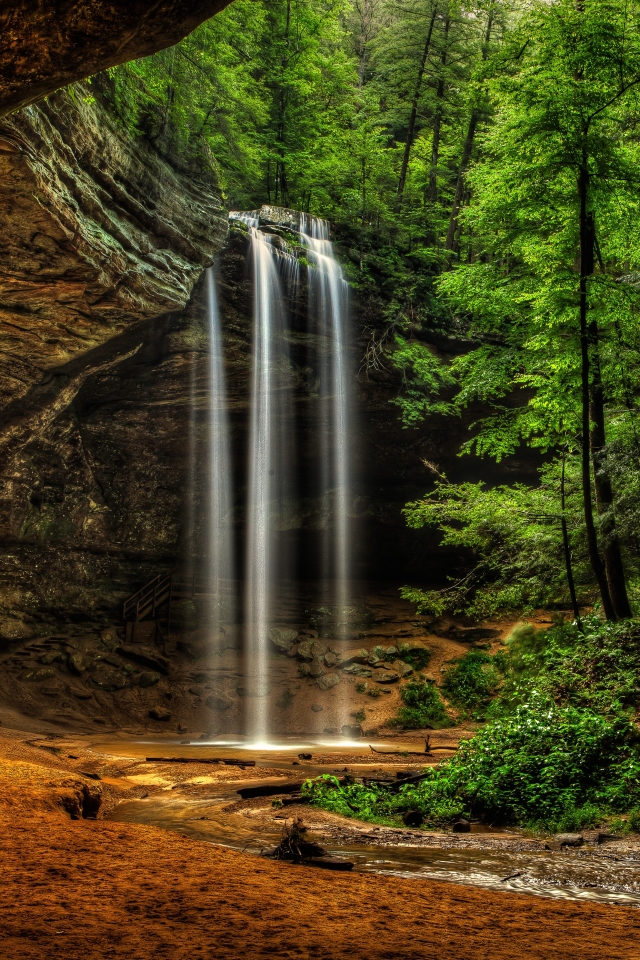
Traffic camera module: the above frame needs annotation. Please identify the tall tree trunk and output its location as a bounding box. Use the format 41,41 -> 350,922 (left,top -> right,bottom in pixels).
578,162 -> 616,620
428,15 -> 450,204
589,328 -> 632,618
396,5 -> 438,205
445,7 -> 494,252
560,451 -> 581,623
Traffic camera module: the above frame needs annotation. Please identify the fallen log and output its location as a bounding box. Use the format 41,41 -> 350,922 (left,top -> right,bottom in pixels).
368,745 -> 457,756
237,777 -> 347,800
145,757 -> 255,767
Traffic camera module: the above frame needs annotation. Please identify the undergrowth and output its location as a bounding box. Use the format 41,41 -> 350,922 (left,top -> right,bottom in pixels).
304,617 -> 640,831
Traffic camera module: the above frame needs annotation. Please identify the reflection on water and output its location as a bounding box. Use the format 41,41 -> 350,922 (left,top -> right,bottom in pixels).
108,791 -> 640,908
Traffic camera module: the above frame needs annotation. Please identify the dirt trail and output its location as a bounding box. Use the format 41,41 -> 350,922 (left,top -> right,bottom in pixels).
0,728 -> 639,959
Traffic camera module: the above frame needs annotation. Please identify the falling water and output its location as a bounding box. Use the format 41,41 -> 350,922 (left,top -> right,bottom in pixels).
301,214 -> 351,638
204,267 -> 235,640
244,226 -> 297,743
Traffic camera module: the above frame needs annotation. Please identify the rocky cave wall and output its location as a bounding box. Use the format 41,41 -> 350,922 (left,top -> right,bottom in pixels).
0,90 -> 541,639
0,84 -> 227,639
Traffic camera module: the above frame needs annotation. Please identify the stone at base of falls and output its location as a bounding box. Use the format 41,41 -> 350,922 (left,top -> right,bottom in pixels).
237,682 -> 271,698
297,639 -> 328,661
371,669 -> 400,684
311,704 -> 324,712
554,833 -> 584,847
341,724 -> 362,739
69,653 -> 90,675
0,619 -> 34,642
342,664 -> 372,678
149,707 -> 171,721
139,672 -> 161,688
339,649 -> 370,666
92,668 -> 129,691
269,627 -> 299,652
22,668 -> 55,682
299,658 -> 325,678
452,819 -> 471,833
402,811 -> 424,827
206,694 -> 233,712
393,661 -> 414,678
316,673 -> 340,691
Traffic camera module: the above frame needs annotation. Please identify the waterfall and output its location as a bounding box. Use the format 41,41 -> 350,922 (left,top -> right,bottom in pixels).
205,267 -> 235,641
302,214 -> 351,639
244,226 -> 297,743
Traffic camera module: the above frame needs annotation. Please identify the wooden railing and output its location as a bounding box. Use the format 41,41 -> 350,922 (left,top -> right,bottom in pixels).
122,572 -> 219,622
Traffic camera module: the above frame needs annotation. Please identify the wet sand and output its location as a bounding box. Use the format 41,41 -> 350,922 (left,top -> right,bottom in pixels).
1,728 -> 640,959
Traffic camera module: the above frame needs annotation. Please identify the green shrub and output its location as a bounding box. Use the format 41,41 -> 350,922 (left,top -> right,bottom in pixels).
442,651 -> 503,718
390,680 -> 452,729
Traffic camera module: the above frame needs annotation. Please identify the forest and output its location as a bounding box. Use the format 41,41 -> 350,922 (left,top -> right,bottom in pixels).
103,0 -> 640,623
89,0 -> 640,832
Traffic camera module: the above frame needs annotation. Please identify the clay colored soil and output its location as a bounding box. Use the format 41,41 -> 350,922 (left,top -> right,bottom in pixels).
1,735 -> 639,959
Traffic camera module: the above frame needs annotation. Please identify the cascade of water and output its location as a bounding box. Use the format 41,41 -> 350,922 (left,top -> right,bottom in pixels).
301,213 -> 351,638
205,267 -> 235,640
244,227 -> 296,743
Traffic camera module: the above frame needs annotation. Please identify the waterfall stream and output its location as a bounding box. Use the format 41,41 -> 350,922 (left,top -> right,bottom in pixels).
205,267 -> 235,638
221,208 -> 352,743
301,213 -> 351,638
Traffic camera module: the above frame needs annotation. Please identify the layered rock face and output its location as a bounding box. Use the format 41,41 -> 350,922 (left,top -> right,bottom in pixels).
0,1 -> 233,117
0,85 -> 226,635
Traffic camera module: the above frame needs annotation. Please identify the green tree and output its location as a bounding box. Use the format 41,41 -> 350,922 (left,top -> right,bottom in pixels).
435,0 -> 640,619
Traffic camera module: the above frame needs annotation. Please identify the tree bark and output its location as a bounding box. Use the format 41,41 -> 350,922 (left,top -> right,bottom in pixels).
560,453 -> 581,623
428,16 -> 450,204
589,331 -> 632,618
577,162 -> 616,620
396,5 -> 438,205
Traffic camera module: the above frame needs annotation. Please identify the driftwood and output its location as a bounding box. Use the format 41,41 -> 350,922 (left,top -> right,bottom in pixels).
362,773 -> 431,793
145,756 -> 255,767
369,736 -> 458,757
267,818 -> 354,871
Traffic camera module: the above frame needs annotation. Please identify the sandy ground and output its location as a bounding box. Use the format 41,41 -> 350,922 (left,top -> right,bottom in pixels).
1,728 -> 640,959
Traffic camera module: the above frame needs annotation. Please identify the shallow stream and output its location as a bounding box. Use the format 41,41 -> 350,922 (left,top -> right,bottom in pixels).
101,737 -> 640,909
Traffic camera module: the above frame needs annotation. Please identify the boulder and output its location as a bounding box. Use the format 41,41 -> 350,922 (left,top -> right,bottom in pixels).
311,704 -> 324,712
298,639 -> 328,661
92,668 -> 129,691
69,652 -> 89,675
341,664 -> 372,678
324,651 -> 342,667
269,627 -> 298,652
189,686 -> 204,697
299,663 -> 311,677
341,724 -> 362,739
392,660 -> 413,678
149,706 -> 171,721
39,650 -> 63,665
452,819 -> 471,833
339,648 -> 369,666
0,619 -> 34,642
402,810 -> 424,827
308,658 -> 325,678
317,673 -> 340,691
371,668 -> 400,683
139,671 -> 161,688
555,833 -> 584,847
398,640 -> 431,655
23,668 -> 55,682
385,646 -> 399,658
206,694 -> 233,712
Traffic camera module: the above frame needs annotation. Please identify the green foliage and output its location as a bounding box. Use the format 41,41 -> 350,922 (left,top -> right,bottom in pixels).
390,680 -> 452,729
398,645 -> 432,670
306,619 -> 640,830
498,616 -> 640,718
442,650 -> 503,718
400,457 -> 592,619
